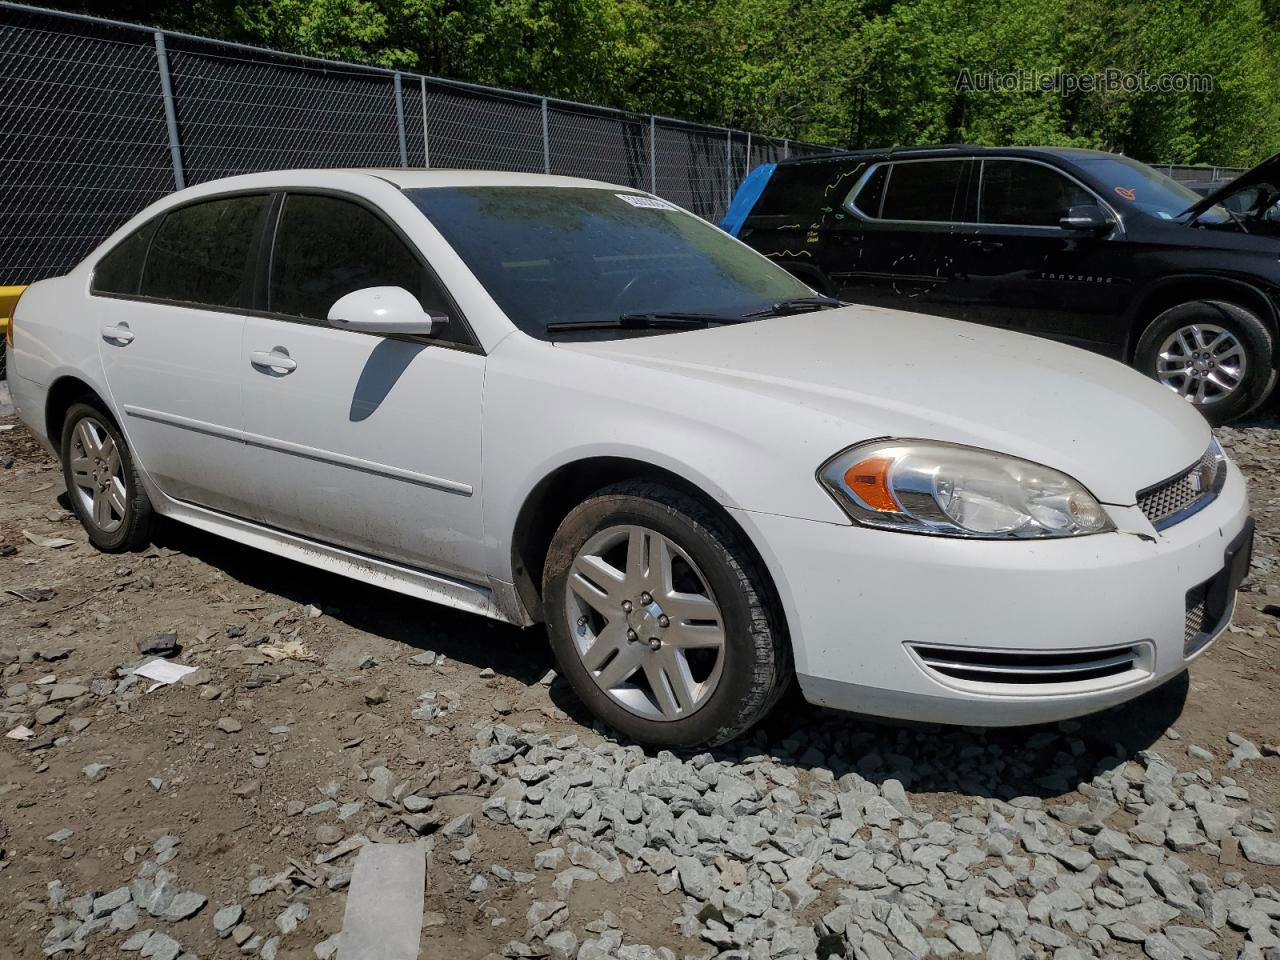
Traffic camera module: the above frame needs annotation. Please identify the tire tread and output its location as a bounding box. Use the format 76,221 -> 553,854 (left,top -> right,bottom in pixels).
544,480 -> 791,747
60,401 -> 153,552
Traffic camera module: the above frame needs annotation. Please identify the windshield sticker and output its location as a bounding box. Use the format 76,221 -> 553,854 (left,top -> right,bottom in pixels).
616,193 -> 678,211
1114,186 -> 1137,201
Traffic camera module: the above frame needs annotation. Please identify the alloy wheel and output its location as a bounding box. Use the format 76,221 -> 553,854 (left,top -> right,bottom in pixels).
1156,323 -> 1246,405
68,417 -> 127,534
564,524 -> 726,722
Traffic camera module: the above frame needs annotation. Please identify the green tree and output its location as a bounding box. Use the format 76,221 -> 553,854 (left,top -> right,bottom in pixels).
46,0 -> 1280,164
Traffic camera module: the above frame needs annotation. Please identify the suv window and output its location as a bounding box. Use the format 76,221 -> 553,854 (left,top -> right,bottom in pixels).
848,164 -> 888,217
752,162 -> 858,217
980,159 -> 1095,226
880,160 -> 965,222
92,219 -> 158,296
270,194 -> 457,339
140,194 -> 271,308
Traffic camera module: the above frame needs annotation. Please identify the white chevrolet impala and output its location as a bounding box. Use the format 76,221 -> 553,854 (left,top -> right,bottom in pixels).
7,170 -> 1253,747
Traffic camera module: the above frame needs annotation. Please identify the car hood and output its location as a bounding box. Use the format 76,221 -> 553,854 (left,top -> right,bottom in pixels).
1182,151 -> 1280,220
560,306 -> 1211,506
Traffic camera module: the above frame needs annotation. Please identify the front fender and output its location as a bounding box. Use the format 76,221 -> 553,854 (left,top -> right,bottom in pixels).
479,337 -> 852,587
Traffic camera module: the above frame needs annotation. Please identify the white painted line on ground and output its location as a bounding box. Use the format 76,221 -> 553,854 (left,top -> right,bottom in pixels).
337,841 -> 427,960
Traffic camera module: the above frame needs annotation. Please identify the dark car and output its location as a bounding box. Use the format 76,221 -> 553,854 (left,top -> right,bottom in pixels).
723,145 -> 1280,423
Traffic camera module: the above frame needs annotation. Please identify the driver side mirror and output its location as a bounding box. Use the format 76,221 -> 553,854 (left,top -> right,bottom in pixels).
1059,204 -> 1113,235
327,286 -> 447,337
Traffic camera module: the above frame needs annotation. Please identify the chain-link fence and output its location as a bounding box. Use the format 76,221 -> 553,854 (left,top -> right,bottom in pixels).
1155,164 -> 1247,183
0,2 -> 833,286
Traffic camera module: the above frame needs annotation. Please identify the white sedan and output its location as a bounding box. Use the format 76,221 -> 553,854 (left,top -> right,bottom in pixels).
6,169 -> 1252,747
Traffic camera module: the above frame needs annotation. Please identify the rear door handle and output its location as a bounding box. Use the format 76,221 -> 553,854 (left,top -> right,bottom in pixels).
250,349 -> 297,374
965,239 -> 1004,253
101,323 -> 134,344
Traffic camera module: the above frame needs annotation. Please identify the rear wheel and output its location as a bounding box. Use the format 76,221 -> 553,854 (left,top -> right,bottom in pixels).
543,481 -> 790,747
60,402 -> 153,552
1135,300 -> 1275,424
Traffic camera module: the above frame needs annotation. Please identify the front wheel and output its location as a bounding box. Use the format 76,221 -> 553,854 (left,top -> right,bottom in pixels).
1134,300 -> 1276,424
542,481 -> 790,748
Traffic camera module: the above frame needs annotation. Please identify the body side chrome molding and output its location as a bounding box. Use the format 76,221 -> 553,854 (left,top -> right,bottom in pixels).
122,403 -> 473,495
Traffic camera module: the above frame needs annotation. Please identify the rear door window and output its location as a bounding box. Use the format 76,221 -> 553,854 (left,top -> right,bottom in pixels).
979,160 -> 1095,226
140,194 -> 271,308
879,160 -> 966,222
92,220 -> 158,296
268,193 -> 460,340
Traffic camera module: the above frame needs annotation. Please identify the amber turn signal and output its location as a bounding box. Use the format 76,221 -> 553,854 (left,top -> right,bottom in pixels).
842,456 -> 901,513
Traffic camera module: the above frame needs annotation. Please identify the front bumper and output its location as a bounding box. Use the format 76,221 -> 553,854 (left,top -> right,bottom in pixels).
732,460 -> 1251,726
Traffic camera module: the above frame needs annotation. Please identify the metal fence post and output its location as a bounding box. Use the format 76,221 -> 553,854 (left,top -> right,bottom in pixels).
541,98 -> 551,174
649,116 -> 657,194
420,77 -> 431,169
153,31 -> 185,190
725,129 -> 733,208
784,139 -> 790,160
746,131 -> 752,168
393,73 -> 408,167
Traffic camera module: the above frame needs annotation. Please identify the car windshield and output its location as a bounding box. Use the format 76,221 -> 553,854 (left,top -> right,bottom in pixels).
407,186 -> 815,338
1072,154 -> 1231,223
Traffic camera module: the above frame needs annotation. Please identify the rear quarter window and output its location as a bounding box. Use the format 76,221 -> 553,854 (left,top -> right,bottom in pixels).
92,220 -> 158,296
753,162 -> 863,218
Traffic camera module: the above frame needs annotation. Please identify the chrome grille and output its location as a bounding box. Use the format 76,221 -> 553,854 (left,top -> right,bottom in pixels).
910,644 -> 1143,687
1138,449 -> 1220,530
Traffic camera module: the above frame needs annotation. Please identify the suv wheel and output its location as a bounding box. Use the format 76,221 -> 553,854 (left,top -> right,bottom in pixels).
60,402 -> 153,552
543,481 -> 790,747
1135,300 -> 1275,424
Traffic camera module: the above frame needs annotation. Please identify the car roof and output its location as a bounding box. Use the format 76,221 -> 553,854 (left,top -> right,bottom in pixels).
349,168 -> 630,190
777,144 -> 1123,168
281,168 -> 626,191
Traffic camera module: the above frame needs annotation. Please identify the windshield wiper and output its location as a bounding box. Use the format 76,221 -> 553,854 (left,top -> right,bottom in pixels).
546,311 -> 743,333
743,295 -> 844,318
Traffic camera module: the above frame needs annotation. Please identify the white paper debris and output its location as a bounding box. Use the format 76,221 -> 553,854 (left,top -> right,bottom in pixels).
6,725 -> 34,741
22,529 -> 77,549
132,659 -> 199,688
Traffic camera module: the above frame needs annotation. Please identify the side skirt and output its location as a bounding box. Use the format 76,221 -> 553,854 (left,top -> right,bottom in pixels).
151,488 -> 529,626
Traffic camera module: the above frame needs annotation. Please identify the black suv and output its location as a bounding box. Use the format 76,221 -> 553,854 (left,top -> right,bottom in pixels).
724,145 -> 1280,423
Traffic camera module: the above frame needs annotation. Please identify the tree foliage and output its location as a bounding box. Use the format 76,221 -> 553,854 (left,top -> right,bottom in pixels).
62,0 -> 1280,164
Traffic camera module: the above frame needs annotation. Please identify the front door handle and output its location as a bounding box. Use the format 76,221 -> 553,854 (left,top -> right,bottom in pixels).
249,349 -> 297,374
101,323 -> 135,345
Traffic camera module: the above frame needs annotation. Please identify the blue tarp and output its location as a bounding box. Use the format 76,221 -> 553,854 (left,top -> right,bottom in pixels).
720,162 -> 776,237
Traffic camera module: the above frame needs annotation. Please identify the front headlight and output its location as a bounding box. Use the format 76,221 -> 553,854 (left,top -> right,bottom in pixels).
818,439 -> 1115,539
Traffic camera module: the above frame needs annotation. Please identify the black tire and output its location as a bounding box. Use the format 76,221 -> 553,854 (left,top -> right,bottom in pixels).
542,481 -> 791,748
782,262 -> 836,297
1134,300 -> 1275,425
60,401 -> 153,552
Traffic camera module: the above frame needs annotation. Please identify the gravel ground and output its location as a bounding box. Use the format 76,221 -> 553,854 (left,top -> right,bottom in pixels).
0,407 -> 1278,960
